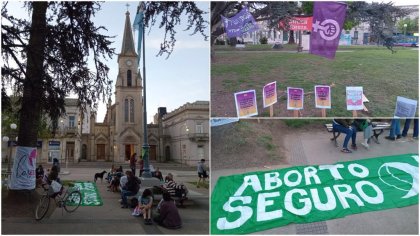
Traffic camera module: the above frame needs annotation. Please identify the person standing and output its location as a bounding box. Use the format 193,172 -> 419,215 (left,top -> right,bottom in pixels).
402,118 -> 419,139
129,153 -> 137,176
196,159 -> 208,188
385,119 -> 402,141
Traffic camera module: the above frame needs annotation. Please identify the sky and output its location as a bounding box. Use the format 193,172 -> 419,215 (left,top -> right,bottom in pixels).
4,1 -> 210,123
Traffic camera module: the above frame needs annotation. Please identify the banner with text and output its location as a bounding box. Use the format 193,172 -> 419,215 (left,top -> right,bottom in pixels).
315,85 -> 331,109
309,2 -> 347,59
279,17 -> 313,31
394,96 -> 418,118
234,90 -> 258,117
74,182 -> 103,206
211,154 -> 419,234
9,146 -> 37,190
263,82 -> 278,108
287,87 -> 304,110
222,7 -> 259,38
346,86 -> 363,110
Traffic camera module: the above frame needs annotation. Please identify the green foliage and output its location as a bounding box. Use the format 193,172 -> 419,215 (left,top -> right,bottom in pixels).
257,135 -> 275,151
259,36 -> 268,44
397,17 -> 419,35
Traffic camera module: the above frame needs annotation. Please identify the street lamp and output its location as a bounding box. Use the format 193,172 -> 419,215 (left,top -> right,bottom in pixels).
2,123 -> 17,174
403,23 -> 407,37
180,124 -> 189,167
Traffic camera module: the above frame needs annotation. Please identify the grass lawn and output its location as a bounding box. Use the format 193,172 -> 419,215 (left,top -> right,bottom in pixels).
211,46 -> 419,117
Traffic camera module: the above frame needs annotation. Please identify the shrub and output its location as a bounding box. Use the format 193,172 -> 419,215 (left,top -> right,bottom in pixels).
260,36 -> 268,44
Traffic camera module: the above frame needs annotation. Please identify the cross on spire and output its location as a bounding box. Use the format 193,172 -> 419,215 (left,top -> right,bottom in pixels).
125,3 -> 130,12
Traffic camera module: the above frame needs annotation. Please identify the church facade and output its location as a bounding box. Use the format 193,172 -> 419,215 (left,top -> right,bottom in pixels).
1,10 -> 209,167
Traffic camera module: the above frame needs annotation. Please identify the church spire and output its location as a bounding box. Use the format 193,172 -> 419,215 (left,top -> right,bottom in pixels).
120,10 -> 137,56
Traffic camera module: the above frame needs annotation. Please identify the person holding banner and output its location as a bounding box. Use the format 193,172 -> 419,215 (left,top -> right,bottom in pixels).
333,119 -> 357,153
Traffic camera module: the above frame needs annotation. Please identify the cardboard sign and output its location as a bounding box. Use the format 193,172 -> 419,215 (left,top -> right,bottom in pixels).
346,86 -> 363,110
287,87 -> 304,110
394,96 -> 418,118
211,154 -> 419,234
263,82 -> 278,108
234,90 -> 258,117
315,85 -> 331,108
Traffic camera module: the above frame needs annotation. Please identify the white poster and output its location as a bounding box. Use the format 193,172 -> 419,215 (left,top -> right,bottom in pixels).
394,96 -> 418,118
346,86 -> 363,111
9,146 -> 37,190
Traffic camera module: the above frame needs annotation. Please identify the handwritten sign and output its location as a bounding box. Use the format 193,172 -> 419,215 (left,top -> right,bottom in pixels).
287,87 -> 304,110
315,85 -> 331,108
394,96 -> 418,118
346,86 -> 363,110
9,146 -> 37,190
234,90 -> 258,117
222,7 -> 259,38
263,82 -> 277,108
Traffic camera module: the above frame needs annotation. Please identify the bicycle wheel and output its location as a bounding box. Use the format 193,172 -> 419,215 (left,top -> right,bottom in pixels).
35,194 -> 50,220
64,190 -> 82,213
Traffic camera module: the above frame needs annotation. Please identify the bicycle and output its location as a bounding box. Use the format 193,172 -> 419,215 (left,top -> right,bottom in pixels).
35,183 -> 82,221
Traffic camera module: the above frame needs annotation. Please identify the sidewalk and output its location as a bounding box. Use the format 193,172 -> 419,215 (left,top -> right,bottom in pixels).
2,167 -> 209,234
211,129 -> 419,234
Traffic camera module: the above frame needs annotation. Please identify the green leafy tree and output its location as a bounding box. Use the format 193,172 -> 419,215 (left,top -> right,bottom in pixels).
397,17 -> 419,35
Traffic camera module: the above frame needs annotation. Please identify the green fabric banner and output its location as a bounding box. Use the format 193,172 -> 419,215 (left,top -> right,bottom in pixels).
211,154 -> 419,234
74,182 -> 103,206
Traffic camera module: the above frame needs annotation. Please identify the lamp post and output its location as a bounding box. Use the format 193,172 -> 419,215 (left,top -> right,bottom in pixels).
2,123 -> 17,174
403,23 -> 407,37
180,124 -> 189,167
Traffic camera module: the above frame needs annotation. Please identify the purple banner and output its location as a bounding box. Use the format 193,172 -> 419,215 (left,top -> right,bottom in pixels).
310,2 -> 347,59
222,7 -> 259,38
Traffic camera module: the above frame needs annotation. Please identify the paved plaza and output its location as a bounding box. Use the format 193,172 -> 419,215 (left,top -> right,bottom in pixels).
212,128 -> 419,234
2,162 -> 209,234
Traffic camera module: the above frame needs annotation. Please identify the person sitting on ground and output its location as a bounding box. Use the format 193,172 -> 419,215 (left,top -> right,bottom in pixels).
106,164 -> 117,183
196,159 -> 208,188
138,188 -> 154,225
154,191 -> 182,229
153,167 -> 164,182
116,165 -> 123,173
332,119 -> 357,153
353,119 -> 373,149
163,173 -> 188,200
120,171 -> 141,208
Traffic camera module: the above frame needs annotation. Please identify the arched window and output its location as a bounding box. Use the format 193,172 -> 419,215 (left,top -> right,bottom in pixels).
130,99 -> 134,122
127,70 -> 132,87
124,99 -> 129,122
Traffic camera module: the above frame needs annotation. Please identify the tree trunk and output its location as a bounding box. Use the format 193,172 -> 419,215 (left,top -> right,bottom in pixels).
18,2 -> 48,147
288,30 -> 295,44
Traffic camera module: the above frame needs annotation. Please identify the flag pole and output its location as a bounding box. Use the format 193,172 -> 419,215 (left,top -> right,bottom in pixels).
140,2 -> 151,178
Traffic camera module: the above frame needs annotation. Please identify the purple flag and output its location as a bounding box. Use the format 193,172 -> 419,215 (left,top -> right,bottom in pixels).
310,2 -> 347,59
222,7 -> 259,38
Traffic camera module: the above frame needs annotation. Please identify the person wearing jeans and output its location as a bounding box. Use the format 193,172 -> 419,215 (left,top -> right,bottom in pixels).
385,119 -> 402,141
402,118 -> 418,139
333,119 -> 357,153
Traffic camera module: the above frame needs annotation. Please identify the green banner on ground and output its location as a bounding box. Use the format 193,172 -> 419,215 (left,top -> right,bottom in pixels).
74,182 -> 103,206
211,154 -> 419,234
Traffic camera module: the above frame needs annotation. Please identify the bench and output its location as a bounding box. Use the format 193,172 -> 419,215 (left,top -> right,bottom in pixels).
325,121 -> 391,147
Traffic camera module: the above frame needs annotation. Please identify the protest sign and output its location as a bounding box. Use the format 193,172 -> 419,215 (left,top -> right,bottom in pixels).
315,85 -> 331,109
9,146 -> 37,190
263,82 -> 277,108
222,7 -> 259,38
346,86 -> 363,110
279,17 -> 313,31
234,90 -> 258,117
394,96 -> 418,118
287,87 -> 304,110
211,154 -> 419,234
310,2 -> 347,59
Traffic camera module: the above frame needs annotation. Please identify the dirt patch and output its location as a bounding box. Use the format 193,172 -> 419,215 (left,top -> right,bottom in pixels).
211,120 -> 291,170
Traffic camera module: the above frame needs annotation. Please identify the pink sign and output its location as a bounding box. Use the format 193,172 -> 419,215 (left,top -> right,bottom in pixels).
346,86 -> 363,110
263,82 -> 277,108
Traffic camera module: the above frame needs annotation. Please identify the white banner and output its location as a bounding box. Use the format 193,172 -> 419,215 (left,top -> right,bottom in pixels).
9,146 -> 37,190
394,96 -> 418,118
